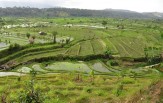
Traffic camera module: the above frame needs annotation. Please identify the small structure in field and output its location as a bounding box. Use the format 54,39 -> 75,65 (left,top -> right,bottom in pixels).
39,31 -> 47,35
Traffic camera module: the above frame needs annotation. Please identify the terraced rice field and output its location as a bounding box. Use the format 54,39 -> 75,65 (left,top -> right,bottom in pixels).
0,42 -> 9,51
16,62 -> 112,74
0,72 -> 24,77
79,41 -> 94,56
14,61 -> 159,77
15,48 -> 66,63
90,62 -> 112,73
66,43 -> 80,56
106,37 -> 147,57
0,15 -> 163,103
17,64 -> 47,73
66,39 -> 106,56
109,38 -> 130,57
45,62 -> 92,73
102,38 -> 118,53
3,35 -> 159,66
0,35 -> 29,45
91,39 -> 106,54
0,34 -> 64,45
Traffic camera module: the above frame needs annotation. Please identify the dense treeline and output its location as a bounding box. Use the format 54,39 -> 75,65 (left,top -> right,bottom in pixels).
0,7 -> 162,19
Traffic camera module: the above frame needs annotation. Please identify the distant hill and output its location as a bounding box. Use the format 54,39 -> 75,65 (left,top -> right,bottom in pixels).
143,12 -> 163,18
0,7 -> 162,19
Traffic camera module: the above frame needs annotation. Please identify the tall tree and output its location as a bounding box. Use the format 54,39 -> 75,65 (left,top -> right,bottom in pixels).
52,31 -> 58,43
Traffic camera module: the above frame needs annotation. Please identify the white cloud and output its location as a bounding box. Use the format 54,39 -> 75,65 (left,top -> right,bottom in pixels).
0,0 -> 162,12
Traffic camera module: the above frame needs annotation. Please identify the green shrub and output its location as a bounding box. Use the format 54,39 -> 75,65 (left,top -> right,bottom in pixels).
116,84 -> 123,96
8,43 -> 22,53
121,77 -> 135,84
109,60 -> 119,66
95,90 -> 106,96
18,70 -> 44,103
83,87 -> 93,93
75,95 -> 90,103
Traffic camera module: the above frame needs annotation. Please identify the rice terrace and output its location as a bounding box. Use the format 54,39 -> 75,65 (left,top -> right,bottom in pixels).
0,2 -> 163,103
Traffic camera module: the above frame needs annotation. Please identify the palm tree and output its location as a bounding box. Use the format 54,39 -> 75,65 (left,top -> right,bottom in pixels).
52,31 -> 58,43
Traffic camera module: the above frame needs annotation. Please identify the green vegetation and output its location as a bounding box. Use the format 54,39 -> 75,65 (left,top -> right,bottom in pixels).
0,17 -> 163,102
0,69 -> 160,102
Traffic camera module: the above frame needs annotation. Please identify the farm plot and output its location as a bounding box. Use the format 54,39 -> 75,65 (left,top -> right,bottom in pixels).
0,43 -> 61,64
108,37 -> 147,58
0,42 -> 8,48
109,38 -> 131,57
19,48 -> 66,59
79,41 -> 94,56
0,34 -> 52,46
17,67 -> 32,73
66,43 -> 80,56
0,48 -> 66,68
0,47 -> 8,51
90,61 -> 120,74
123,37 -> 146,53
103,38 -> 118,54
0,72 -> 24,77
120,37 -> 148,57
91,39 -> 106,54
0,42 -> 9,51
32,64 -> 48,73
45,62 -> 92,73
67,39 -> 105,56
117,38 -> 143,57
145,35 -> 160,44
15,48 -> 67,63
0,35 -> 28,45
131,67 -> 160,75
17,64 -> 47,73
90,62 -> 112,73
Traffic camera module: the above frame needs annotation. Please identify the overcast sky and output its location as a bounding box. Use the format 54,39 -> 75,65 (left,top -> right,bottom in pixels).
0,0 -> 162,12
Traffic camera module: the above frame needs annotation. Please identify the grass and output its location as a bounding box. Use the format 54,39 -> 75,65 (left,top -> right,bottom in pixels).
0,72 -> 160,103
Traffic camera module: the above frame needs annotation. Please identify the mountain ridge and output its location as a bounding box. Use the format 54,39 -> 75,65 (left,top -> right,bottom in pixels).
0,7 -> 162,19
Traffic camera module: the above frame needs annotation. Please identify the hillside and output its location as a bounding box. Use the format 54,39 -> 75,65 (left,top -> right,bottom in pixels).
0,7 -> 163,19
0,15 -> 163,102
0,17 -> 163,69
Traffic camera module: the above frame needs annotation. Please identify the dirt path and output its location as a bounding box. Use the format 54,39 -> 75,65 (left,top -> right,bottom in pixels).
126,80 -> 163,103
149,80 -> 163,103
